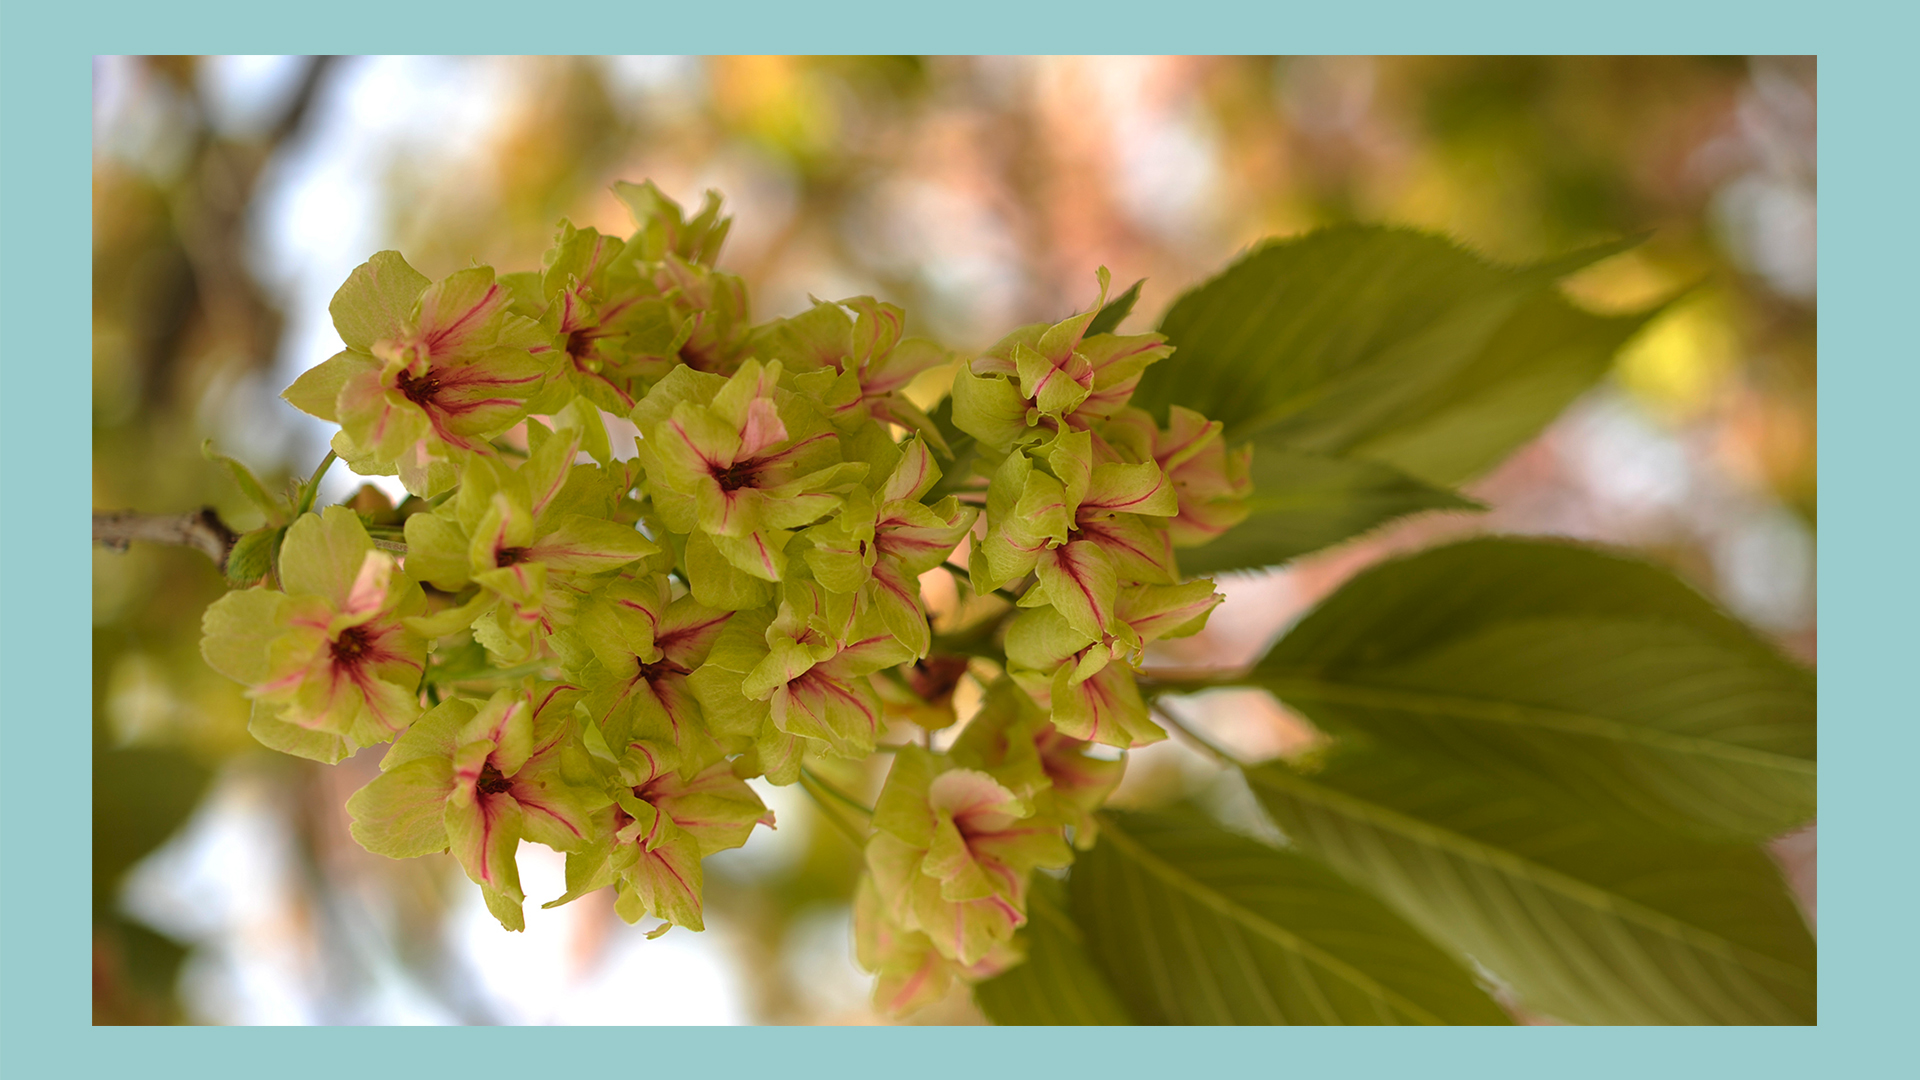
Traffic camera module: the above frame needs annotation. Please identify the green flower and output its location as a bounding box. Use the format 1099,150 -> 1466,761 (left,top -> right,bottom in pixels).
866,746 -> 1071,966
402,425 -> 657,660
949,678 -> 1127,848
740,580 -> 917,759
852,872 -> 1020,1018
632,359 -> 866,585
345,686 -> 609,931
201,507 -> 427,763
507,195 -> 740,416
876,654 -> 975,733
682,606 -> 792,781
574,573 -> 735,779
951,268 -> 1172,455
610,182 -> 751,380
683,577 -> 919,778
754,295 -> 954,448
507,221 -> 669,415
972,429 -> 1180,641
1003,580 -> 1223,748
518,182 -> 752,399
284,252 -> 552,497
613,180 -> 733,267
547,744 -> 773,934
1102,405 -> 1254,546
802,437 -> 978,657
643,254 -> 753,377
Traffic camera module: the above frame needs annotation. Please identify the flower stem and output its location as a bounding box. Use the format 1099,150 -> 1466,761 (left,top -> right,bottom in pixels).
1147,700 -> 1239,768
293,451 -> 338,518
798,767 -> 873,848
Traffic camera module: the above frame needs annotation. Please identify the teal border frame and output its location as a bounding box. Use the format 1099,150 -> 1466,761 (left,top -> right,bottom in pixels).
9,4 -> 1907,1075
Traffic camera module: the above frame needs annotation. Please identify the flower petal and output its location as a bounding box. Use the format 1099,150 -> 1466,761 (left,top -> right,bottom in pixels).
329,251 -> 430,354
525,514 -> 657,575
445,792 -> 526,903
280,506 -> 376,610
1035,541 -> 1118,641
347,756 -> 455,858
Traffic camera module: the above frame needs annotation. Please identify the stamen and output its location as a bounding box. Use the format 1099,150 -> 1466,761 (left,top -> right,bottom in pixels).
906,654 -> 971,702
330,625 -> 373,664
394,368 -> 441,406
637,657 -> 691,684
712,460 -> 758,491
566,329 -> 596,362
476,762 -> 514,796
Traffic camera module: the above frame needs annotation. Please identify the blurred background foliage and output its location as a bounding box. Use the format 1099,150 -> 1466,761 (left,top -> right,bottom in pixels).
91,55 -> 1815,1025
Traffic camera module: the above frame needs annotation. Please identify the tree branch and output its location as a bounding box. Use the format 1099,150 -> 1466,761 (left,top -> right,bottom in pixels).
93,508 -> 238,569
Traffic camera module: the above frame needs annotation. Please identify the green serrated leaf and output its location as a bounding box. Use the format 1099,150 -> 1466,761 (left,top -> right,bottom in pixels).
1179,438 -> 1480,575
974,876 -> 1132,1025
1071,808 -> 1511,1025
1133,226 -> 1653,485
1246,746 -> 1815,1024
1083,277 -> 1144,337
1250,537 -> 1816,841
1349,291 -> 1664,486
223,527 -> 283,586
203,441 -> 287,525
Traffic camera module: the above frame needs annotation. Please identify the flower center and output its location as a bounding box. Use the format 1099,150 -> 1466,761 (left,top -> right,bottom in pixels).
906,654 -> 970,702
712,460 -> 759,492
330,625 -> 373,665
495,546 -> 530,567
476,762 -> 514,796
636,657 -> 691,684
394,368 -> 441,406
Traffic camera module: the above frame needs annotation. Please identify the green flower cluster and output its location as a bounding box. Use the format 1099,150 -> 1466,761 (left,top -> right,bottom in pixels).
199,182 -> 1250,1011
